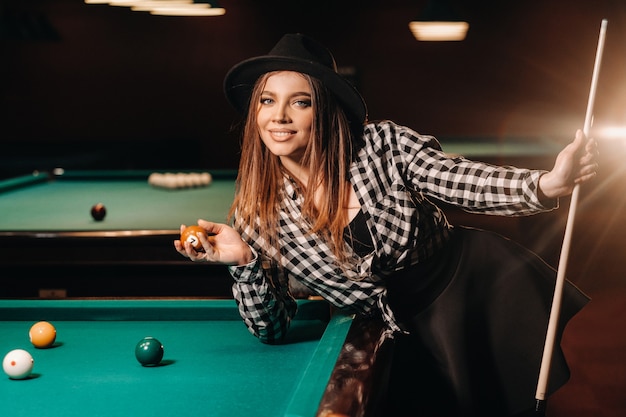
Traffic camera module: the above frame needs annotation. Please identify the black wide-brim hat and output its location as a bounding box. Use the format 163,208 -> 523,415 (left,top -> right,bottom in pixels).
223,33 -> 367,127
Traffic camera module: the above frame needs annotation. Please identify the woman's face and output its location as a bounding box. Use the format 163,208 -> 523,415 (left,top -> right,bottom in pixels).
256,71 -> 313,167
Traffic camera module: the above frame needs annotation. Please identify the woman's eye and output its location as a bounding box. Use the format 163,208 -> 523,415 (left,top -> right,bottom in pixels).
294,99 -> 311,108
260,97 -> 274,105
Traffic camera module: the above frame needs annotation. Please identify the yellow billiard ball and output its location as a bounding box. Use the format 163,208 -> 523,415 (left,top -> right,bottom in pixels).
29,321 -> 57,349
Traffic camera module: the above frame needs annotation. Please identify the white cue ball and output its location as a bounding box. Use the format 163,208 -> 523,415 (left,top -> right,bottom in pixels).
148,172 -> 163,187
2,349 -> 34,380
163,173 -> 176,189
182,173 -> 193,188
200,172 -> 212,186
190,173 -> 201,187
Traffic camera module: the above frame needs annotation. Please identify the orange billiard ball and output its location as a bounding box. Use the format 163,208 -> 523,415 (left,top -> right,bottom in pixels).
29,321 -> 57,349
180,225 -> 207,251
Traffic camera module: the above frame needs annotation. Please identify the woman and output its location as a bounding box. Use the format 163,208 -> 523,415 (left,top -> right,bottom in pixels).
175,33 -> 598,416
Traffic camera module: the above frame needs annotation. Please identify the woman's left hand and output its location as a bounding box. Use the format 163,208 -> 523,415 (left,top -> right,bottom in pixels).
539,129 -> 599,199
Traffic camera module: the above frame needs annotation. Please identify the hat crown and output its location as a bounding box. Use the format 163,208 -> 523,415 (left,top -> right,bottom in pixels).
223,33 -> 367,126
268,34 -> 338,72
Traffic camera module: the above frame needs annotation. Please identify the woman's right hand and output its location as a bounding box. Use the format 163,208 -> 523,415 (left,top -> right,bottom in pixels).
174,219 -> 254,266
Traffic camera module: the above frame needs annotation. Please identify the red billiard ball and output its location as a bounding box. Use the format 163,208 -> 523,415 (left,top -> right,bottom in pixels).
135,337 -> 164,366
29,321 -> 57,349
91,203 -> 106,221
180,225 -> 207,251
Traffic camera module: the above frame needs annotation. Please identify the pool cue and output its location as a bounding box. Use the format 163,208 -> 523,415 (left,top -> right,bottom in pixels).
534,18 -> 608,415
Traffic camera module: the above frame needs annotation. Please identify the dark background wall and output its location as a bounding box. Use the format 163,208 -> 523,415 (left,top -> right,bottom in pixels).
2,0 -> 625,176
2,2 -> 626,416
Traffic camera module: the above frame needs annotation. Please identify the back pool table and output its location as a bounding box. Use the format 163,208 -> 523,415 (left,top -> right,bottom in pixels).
0,298 -> 390,417
0,170 -> 238,298
0,140 -> 561,298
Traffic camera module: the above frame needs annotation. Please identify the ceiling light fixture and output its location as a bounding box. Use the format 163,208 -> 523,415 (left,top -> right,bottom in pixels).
84,0 -> 225,16
409,0 -> 468,41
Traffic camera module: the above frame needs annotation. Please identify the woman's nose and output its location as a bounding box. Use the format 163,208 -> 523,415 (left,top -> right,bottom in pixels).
272,103 -> 291,122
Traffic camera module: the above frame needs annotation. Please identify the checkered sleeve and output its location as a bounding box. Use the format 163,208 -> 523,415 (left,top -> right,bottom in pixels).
383,122 -> 557,216
228,222 -> 298,344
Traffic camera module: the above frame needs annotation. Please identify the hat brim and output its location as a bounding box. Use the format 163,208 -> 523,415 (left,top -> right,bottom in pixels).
224,55 -> 367,126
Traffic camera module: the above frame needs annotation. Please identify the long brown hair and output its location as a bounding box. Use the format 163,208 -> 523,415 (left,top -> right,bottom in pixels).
228,71 -> 358,262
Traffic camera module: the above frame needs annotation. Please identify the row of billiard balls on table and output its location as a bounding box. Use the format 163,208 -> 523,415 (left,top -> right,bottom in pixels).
2,321 -> 165,380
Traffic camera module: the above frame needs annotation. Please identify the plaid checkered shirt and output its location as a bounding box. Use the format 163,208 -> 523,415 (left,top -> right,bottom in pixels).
228,120 -> 556,342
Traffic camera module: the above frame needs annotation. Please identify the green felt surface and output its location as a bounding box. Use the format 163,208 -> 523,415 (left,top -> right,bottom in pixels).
441,141 -> 561,157
0,299 -> 351,417
0,170 -> 236,231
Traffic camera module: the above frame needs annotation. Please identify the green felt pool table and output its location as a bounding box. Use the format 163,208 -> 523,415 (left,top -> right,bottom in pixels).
0,299 -> 391,417
0,170 -> 238,298
0,169 -> 236,232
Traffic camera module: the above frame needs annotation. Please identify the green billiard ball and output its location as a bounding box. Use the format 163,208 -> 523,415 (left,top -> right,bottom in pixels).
135,337 -> 164,366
